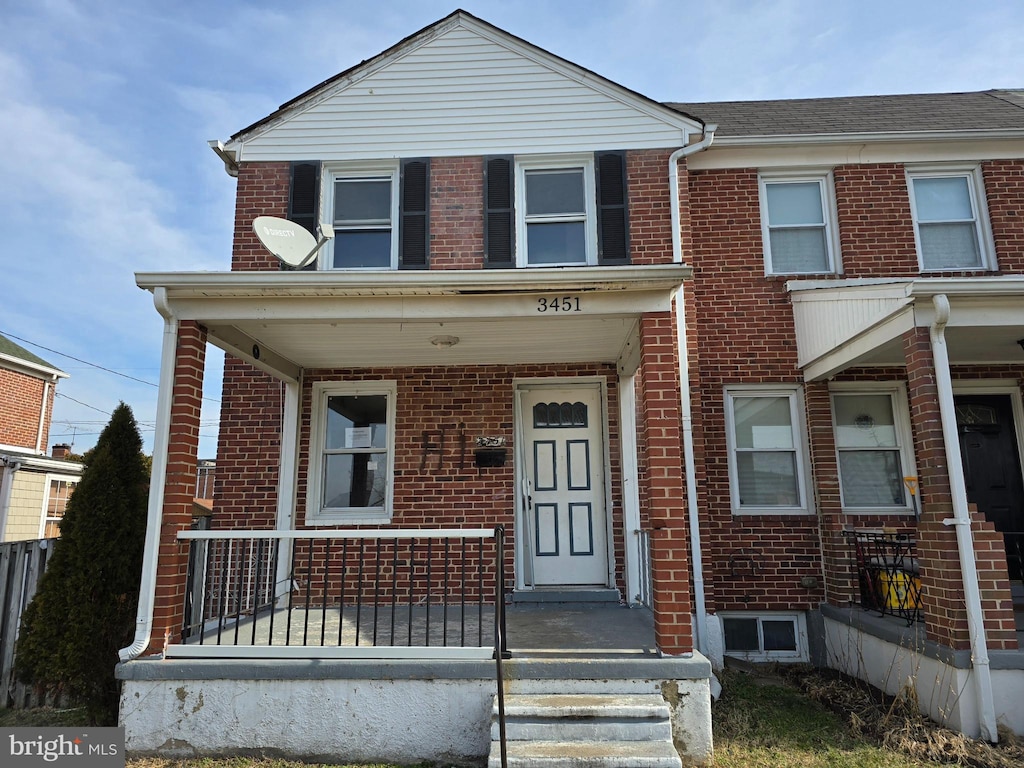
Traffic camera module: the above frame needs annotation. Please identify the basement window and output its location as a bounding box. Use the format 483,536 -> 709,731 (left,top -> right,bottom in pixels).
721,612 -> 807,662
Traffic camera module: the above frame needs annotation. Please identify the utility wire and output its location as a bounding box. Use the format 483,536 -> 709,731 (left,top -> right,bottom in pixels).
1,329 -> 222,404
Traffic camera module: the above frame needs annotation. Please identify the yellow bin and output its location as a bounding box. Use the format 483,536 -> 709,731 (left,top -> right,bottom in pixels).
878,571 -> 920,610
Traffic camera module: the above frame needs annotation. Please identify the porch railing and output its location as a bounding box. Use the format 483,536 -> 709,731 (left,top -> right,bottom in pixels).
174,527 -> 508,660
843,530 -> 921,625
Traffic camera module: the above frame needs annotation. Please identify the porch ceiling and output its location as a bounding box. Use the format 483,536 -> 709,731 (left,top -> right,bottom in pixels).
788,277 -> 1024,381
136,265 -> 691,381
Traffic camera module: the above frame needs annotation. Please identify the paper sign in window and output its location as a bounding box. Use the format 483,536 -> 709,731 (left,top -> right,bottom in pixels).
346,427 -> 372,448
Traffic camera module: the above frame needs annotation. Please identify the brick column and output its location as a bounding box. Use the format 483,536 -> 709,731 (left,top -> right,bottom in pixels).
639,312 -> 693,654
972,512 -> 1018,650
146,320 -> 207,655
903,327 -> 970,649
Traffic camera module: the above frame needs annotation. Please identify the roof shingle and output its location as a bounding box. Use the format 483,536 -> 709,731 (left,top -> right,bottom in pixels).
665,90 -> 1024,138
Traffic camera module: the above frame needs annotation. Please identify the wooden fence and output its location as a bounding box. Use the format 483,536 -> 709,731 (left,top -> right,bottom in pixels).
0,538 -> 57,707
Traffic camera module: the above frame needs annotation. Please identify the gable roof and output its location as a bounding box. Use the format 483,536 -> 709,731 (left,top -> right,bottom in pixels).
224,9 -> 702,161
666,90 -> 1024,139
0,332 -> 66,379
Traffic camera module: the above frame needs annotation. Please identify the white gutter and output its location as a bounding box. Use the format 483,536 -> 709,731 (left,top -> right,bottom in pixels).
929,294 -> 998,743
119,288 -> 179,662
0,458 -> 22,541
668,126 -> 715,656
35,379 -> 52,453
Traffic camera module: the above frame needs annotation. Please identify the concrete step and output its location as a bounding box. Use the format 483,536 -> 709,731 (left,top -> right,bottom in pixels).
487,739 -> 682,767
491,693 -> 672,741
488,692 -> 681,768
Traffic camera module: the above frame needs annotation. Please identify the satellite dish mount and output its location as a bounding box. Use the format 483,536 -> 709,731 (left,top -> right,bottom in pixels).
252,216 -> 334,269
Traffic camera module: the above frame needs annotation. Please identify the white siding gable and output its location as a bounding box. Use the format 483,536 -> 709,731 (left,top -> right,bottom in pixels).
229,19 -> 699,161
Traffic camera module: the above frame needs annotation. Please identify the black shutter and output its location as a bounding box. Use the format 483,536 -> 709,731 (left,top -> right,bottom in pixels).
399,158 -> 430,269
288,161 -> 321,271
288,161 -> 320,234
595,151 -> 629,265
484,155 -> 515,268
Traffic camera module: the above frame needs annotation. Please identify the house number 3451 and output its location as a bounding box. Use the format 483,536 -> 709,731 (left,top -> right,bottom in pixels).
537,296 -> 581,313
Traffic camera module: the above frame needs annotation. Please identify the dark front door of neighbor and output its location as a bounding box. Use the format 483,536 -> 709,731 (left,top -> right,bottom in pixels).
954,394 -> 1024,581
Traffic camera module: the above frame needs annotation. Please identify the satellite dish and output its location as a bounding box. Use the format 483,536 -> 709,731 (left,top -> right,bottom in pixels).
253,216 -> 333,269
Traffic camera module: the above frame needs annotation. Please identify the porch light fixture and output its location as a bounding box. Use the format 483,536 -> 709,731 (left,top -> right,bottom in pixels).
1017,338 -> 1024,353
430,335 -> 460,348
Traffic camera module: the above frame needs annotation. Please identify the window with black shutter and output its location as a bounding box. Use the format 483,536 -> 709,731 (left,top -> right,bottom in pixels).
490,152 -> 630,267
303,160 -> 432,270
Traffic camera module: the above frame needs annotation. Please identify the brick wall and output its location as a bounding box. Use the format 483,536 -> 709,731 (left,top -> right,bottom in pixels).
0,368 -> 51,450
687,167 -> 824,615
293,363 -> 624,591
686,158 -> 1024,650
233,162 -> 289,271
429,156 -> 484,269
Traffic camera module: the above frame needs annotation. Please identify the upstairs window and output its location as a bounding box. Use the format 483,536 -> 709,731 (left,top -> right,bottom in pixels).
759,172 -> 839,275
516,156 -> 596,267
330,169 -> 399,269
485,152 -> 628,268
286,160 -> 429,271
907,166 -> 994,271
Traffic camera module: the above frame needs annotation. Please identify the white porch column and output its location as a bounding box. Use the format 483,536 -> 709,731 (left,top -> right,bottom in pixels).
618,373 -> 643,605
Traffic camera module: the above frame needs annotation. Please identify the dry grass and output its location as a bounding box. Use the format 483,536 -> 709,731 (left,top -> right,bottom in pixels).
783,666 -> 1024,768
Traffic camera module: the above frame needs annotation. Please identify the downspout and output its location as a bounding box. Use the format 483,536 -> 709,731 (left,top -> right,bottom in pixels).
0,457 -> 23,541
929,294 -> 998,742
35,378 -> 53,454
119,287 -> 179,662
668,125 -> 715,657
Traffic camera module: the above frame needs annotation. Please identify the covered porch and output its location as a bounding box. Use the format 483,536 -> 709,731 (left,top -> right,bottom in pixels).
788,276 -> 1024,739
127,264 -> 694,661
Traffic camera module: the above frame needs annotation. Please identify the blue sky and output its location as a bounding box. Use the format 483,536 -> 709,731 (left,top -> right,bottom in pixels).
3,0 -> 1023,458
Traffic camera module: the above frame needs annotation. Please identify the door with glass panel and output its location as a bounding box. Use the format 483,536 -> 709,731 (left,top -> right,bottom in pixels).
517,384 -> 608,586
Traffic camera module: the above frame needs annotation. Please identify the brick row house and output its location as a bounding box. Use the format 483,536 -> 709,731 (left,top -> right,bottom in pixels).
0,332 -> 81,542
118,11 -> 1024,763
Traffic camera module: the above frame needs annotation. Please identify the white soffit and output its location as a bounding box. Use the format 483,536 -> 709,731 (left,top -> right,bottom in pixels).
789,277 -> 1024,381
228,17 -> 699,161
136,266 -> 689,377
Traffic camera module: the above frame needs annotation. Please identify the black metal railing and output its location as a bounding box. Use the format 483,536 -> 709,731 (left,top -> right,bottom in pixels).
176,527 -> 508,658
843,530 -> 921,625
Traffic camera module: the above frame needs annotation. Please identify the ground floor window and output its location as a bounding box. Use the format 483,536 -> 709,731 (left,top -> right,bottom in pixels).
308,381 -> 396,523
40,475 -> 78,538
725,386 -> 809,513
720,612 -> 807,662
830,384 -> 914,512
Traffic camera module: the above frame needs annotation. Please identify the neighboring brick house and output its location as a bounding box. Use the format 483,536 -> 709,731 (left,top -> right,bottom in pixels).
118,11 -> 1024,762
0,333 -> 82,541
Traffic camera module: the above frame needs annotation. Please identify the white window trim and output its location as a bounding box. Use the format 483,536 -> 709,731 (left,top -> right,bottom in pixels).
306,380 -> 397,525
758,169 -> 841,276
906,164 -> 996,273
724,385 -> 812,515
320,161 -> 401,270
720,611 -> 809,662
515,153 -> 597,268
38,473 -> 79,539
829,382 -> 916,515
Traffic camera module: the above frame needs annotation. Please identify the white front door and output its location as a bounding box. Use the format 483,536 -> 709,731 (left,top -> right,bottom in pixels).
518,383 -> 609,587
